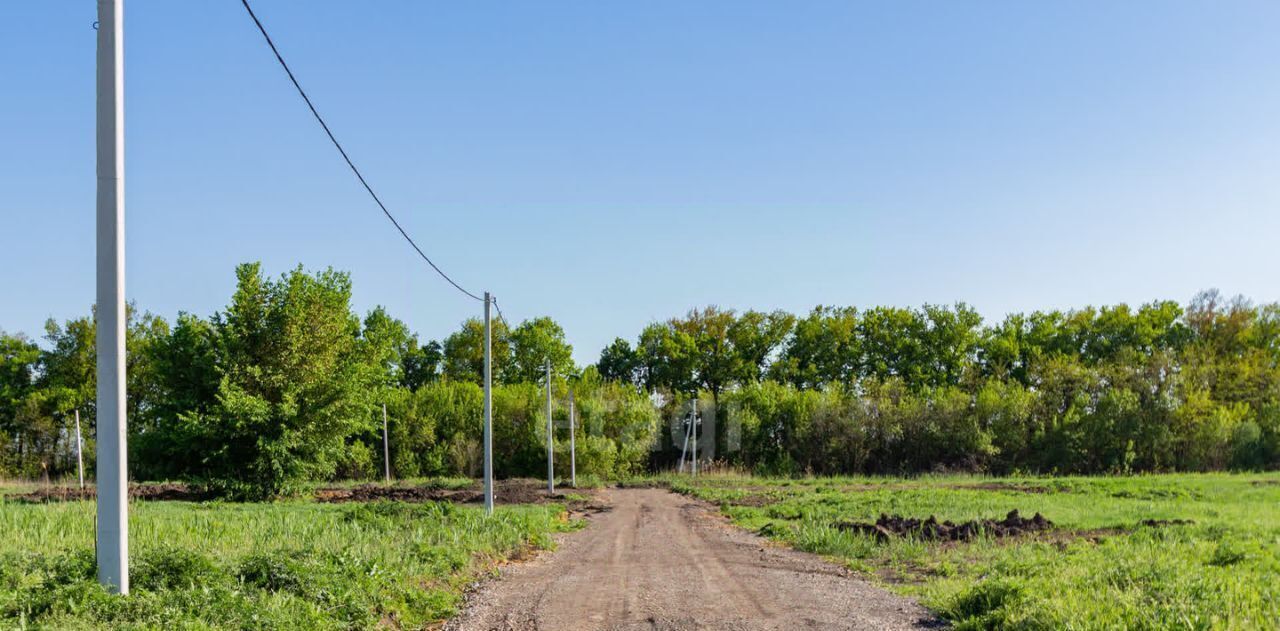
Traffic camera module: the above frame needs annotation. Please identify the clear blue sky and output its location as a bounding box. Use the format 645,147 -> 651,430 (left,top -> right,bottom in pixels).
3,1 -> 1279,364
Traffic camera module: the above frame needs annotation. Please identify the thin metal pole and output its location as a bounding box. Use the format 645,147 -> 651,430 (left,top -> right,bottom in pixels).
382,403 -> 390,483
678,406 -> 691,474
545,358 -> 554,494
568,387 -> 576,487
483,293 -> 494,515
75,409 -> 85,490
691,395 -> 698,477
95,0 -> 128,595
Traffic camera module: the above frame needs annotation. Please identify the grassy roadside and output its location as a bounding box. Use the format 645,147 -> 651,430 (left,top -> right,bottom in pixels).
671,472 -> 1280,630
0,494 -> 576,629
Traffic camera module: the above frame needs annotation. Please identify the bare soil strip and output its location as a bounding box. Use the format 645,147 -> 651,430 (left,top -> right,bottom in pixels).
14,483 -> 208,503
446,488 -> 942,631
17,478 -> 590,506
316,479 -> 583,506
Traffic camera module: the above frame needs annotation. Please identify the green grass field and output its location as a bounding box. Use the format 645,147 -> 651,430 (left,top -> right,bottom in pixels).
0,495 -> 574,629
671,472 -> 1280,630
3,473 -> 1277,629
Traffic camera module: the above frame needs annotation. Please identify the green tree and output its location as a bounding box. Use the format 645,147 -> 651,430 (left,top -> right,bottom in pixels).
401,339 -> 442,390
0,332 -> 40,432
195,263 -> 377,499
916,303 -> 983,387
728,310 -> 794,384
772,306 -> 859,388
442,317 -> 511,384
673,306 -> 738,404
507,316 -> 574,382
0,332 -> 41,476
360,306 -> 414,389
40,315 -> 96,414
597,337 -> 640,385
636,321 -> 697,393
132,313 -> 218,480
858,306 -> 926,385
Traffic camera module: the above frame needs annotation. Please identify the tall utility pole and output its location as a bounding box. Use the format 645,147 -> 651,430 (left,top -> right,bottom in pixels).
482,293 -> 494,515
96,0 -> 128,595
382,403 -> 390,483
545,358 -> 554,494
75,410 -> 85,490
568,387 -> 576,487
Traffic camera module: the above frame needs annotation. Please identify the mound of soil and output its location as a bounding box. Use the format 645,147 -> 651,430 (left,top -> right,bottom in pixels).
14,483 -> 208,503
316,485 -> 481,504
1139,518 -> 1195,527
836,509 -> 1053,542
953,482 -> 1055,494
315,479 -> 590,506
612,479 -> 671,489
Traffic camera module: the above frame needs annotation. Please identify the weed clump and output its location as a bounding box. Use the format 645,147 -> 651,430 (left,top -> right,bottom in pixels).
945,578 -> 1026,629
236,553 -> 311,594
134,546 -> 223,590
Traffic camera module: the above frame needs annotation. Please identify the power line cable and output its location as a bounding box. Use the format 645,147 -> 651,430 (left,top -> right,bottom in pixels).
491,297 -> 514,337
238,0 -> 482,302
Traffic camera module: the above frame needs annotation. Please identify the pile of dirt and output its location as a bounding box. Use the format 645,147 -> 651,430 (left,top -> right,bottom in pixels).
612,479 -> 671,489
727,493 -> 780,507
14,483 -> 208,503
316,485 -> 481,504
836,509 -> 1053,542
315,479 -> 592,506
1139,518 -> 1195,527
952,482 -> 1055,494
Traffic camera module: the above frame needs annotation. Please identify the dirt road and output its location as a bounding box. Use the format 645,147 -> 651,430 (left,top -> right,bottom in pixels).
446,488 -> 942,630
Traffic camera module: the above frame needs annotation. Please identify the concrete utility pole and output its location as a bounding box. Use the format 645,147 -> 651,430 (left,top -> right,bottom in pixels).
483,293 -> 494,515
96,0 -> 128,595
382,403 -> 390,483
568,387 -> 576,487
75,409 -> 85,490
545,358 -> 554,494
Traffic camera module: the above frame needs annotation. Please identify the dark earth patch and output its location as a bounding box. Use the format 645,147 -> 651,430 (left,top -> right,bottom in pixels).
13,483 -> 209,503
316,479 -> 599,507
836,509 -> 1053,542
1138,518 -> 1195,527
951,482 -> 1055,494
727,492 -> 782,507
612,479 -> 673,489
14,479 -> 596,506
316,485 -> 483,504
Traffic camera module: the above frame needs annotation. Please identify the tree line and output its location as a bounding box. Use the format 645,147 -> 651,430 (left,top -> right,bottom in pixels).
0,263 -> 657,498
600,295 -> 1280,474
4,262 -> 1278,495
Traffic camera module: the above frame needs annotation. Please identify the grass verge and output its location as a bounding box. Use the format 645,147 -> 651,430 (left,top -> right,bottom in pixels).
0,497 -> 574,629
671,472 -> 1280,630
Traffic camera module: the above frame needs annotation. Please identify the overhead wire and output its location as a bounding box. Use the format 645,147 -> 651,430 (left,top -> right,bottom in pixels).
491,297 -> 515,343
491,297 -> 509,328
238,0 -> 483,303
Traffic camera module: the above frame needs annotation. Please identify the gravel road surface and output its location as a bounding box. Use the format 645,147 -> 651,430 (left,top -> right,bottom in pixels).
446,488 -> 943,630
